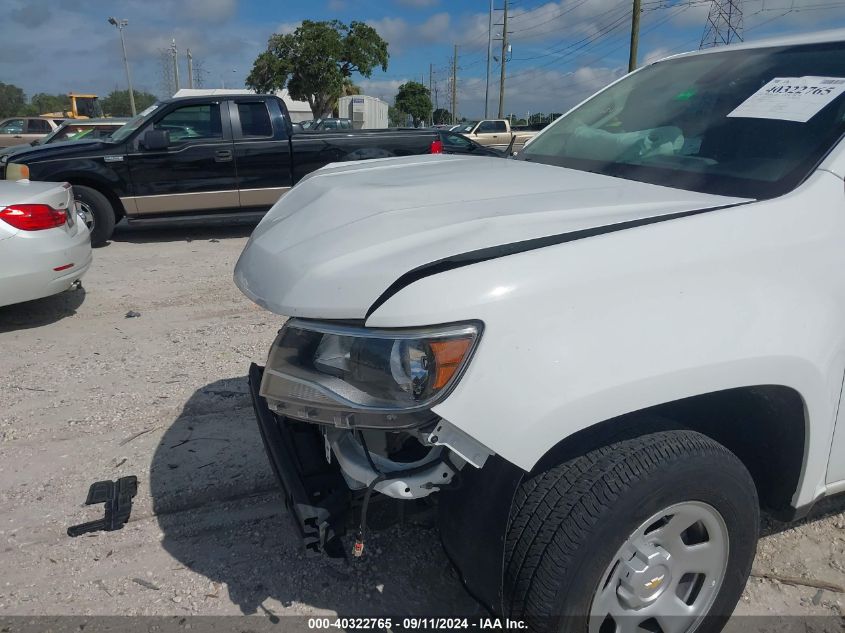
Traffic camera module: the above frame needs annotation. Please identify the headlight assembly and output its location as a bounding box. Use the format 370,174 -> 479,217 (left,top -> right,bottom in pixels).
259,319 -> 482,428
5,163 -> 29,180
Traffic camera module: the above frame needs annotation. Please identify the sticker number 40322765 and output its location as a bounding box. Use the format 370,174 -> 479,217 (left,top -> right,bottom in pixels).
727,76 -> 845,123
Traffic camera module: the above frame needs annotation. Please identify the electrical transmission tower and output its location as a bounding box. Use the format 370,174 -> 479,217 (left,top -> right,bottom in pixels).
699,0 -> 743,49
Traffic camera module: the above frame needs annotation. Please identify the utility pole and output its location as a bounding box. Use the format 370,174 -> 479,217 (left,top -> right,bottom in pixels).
628,0 -> 642,72
451,44 -> 458,124
107,17 -> 136,115
171,39 -> 180,92
429,63 -> 434,124
699,0 -> 743,48
484,0 -> 493,118
187,49 -> 194,89
497,0 -> 509,119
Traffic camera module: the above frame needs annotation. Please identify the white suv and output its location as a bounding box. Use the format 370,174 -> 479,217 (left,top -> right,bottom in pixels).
236,29 -> 845,632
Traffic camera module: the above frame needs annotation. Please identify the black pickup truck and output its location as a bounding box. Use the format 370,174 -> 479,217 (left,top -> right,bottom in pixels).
2,94 -> 495,245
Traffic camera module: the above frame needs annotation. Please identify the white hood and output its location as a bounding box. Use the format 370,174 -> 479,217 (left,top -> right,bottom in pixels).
234,154 -> 745,319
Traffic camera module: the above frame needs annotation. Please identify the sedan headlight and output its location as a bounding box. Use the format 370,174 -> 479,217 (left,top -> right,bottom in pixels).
260,319 -> 482,428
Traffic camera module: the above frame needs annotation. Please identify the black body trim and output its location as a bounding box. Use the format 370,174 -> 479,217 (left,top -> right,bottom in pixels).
366,201 -> 749,318
248,363 -> 350,556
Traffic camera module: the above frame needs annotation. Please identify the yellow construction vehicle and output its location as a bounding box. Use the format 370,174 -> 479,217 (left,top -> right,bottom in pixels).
40,93 -> 104,119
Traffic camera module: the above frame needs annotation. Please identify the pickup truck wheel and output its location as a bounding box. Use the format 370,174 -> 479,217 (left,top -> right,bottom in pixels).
503,430 -> 759,633
74,185 -> 115,247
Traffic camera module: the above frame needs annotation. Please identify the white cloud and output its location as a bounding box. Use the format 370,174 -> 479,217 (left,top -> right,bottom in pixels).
275,21 -> 301,35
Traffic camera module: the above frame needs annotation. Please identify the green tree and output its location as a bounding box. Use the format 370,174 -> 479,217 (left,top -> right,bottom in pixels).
246,20 -> 388,119
388,105 -> 408,127
432,108 -> 451,125
394,81 -> 431,127
0,82 -> 26,118
29,93 -> 70,116
101,90 -> 157,117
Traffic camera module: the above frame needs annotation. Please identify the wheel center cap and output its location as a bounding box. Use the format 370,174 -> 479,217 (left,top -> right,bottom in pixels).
617,543 -> 673,608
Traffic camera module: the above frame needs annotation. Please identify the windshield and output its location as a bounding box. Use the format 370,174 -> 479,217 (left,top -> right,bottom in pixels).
109,103 -> 161,142
520,41 -> 845,199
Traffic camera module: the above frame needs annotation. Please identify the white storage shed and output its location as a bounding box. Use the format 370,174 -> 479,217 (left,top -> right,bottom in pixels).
337,95 -> 389,129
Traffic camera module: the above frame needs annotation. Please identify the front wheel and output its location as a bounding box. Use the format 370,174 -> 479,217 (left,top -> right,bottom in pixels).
504,429 -> 759,633
74,185 -> 115,247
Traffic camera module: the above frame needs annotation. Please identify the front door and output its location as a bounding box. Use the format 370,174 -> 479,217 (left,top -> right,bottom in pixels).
125,101 -> 238,216
474,120 -> 508,147
829,385 -> 845,483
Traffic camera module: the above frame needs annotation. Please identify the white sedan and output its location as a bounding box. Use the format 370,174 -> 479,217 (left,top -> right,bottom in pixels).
0,179 -> 91,307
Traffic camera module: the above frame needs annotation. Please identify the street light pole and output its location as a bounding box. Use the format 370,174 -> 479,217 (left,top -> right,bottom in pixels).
108,17 -> 136,116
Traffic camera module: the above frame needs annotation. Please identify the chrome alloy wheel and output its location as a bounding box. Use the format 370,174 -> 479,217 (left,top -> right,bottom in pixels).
77,200 -> 95,231
589,501 -> 729,633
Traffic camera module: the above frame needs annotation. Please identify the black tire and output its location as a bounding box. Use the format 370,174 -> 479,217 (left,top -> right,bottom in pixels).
504,429 -> 759,633
74,185 -> 115,247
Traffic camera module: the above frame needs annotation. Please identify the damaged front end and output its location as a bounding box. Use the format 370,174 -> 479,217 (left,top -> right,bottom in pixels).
248,318 -> 493,556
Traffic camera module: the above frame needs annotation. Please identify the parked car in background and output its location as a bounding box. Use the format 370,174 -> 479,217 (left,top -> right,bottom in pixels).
457,118 -> 538,152
300,117 -> 354,131
0,180 -> 91,307
4,95 -> 502,246
0,118 -> 128,161
438,130 -> 511,157
0,117 -> 64,148
236,30 -> 845,630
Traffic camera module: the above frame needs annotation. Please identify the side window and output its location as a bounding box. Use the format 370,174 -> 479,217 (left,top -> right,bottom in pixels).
27,119 -> 51,133
0,119 -> 25,134
340,120 -> 351,129
154,104 -> 222,143
492,121 -> 508,133
442,132 -> 472,150
237,102 -> 273,138
478,121 -> 504,133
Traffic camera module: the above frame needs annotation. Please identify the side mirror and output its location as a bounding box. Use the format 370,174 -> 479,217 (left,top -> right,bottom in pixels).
290,123 -> 303,135
141,129 -> 170,151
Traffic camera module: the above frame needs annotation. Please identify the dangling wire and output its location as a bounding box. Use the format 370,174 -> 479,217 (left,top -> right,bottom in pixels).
353,430 -> 383,557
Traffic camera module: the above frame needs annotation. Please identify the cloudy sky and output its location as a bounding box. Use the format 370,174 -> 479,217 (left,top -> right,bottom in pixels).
3,0 -> 845,118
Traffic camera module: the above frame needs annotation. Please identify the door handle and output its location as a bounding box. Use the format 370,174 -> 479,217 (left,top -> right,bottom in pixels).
214,149 -> 233,162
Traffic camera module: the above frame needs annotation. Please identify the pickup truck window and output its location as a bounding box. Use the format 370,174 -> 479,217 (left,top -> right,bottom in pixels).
109,103 -> 161,142
478,121 -> 507,133
0,119 -> 24,134
520,41 -> 845,199
155,104 -> 222,142
237,102 -> 273,138
27,119 -> 51,134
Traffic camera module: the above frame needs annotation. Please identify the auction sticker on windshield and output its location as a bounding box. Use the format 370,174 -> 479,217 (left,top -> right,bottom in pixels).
727,76 -> 845,122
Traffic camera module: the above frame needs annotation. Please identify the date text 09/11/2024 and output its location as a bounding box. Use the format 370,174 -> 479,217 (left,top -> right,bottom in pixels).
306,618 -> 529,630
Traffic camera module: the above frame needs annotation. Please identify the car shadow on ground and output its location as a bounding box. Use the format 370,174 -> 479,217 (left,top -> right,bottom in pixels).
150,377 -> 481,617
111,219 -> 258,244
761,492 -> 845,538
0,285 -> 85,333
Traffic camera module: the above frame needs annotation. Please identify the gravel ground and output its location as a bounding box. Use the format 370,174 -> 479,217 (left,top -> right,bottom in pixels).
0,222 -> 843,627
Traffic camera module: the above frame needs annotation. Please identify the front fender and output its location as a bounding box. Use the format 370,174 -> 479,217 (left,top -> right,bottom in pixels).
29,160 -> 129,199
367,170 -> 845,509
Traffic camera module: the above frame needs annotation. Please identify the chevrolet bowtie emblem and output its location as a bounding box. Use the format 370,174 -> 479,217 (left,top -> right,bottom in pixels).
644,574 -> 666,590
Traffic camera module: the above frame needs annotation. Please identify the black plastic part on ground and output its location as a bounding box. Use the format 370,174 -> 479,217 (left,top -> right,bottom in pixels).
438,453 -> 526,615
248,363 -> 350,557
67,476 -> 138,537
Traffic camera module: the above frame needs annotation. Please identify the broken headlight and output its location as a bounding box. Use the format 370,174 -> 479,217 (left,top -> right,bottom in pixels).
260,319 -> 481,426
